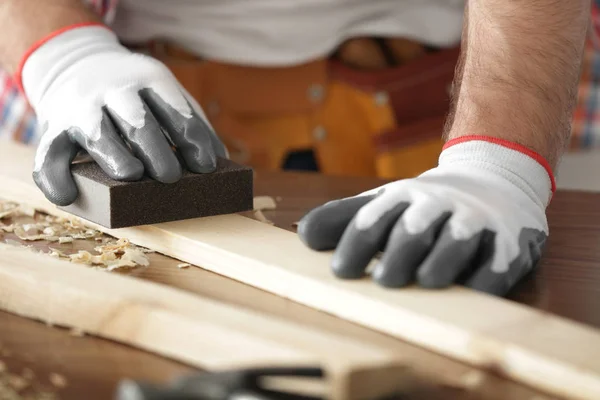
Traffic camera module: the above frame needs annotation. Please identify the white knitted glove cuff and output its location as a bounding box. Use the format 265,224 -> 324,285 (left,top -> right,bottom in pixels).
438,136 -> 555,209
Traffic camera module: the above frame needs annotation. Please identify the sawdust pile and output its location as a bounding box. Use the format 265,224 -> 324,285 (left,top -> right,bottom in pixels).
0,202 -> 100,242
0,201 -> 151,271
52,238 -> 151,271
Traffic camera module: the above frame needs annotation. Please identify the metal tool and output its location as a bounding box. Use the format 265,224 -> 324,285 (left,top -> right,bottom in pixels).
115,366 -> 327,400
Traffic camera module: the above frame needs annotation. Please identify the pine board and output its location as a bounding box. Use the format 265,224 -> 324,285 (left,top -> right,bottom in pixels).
0,243 -> 409,400
1,141 -> 600,399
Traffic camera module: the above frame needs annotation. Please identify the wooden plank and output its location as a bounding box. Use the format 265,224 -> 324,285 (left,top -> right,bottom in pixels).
0,242 -> 409,400
2,141 -> 600,399
0,215 -> 554,400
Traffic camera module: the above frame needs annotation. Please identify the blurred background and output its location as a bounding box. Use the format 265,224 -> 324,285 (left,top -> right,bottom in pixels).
5,0 -> 600,190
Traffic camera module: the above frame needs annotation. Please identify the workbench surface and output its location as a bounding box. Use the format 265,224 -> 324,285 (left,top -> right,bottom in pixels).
1,170 -> 598,400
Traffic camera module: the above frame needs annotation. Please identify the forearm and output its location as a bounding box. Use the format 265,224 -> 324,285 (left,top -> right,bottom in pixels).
444,0 -> 591,169
0,0 -> 100,74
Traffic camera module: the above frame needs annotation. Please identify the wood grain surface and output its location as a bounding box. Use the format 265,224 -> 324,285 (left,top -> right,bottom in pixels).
0,168 -> 598,400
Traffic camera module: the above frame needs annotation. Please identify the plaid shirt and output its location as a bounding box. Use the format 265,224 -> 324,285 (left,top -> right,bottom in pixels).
2,1 -> 600,152
0,0 -> 118,145
571,1 -> 600,149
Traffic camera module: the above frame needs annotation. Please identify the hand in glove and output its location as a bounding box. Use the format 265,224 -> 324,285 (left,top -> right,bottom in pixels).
17,23 -> 226,206
297,137 -> 555,297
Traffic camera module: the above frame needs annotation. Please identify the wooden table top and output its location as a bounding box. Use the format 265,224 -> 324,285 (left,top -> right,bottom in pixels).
1,169 -> 598,400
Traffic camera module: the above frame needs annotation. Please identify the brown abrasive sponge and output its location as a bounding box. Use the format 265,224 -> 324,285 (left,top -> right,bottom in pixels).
58,158 -> 253,229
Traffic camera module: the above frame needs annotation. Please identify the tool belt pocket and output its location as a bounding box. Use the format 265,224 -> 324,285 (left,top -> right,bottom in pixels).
199,61 -> 328,115
195,61 -> 329,168
147,39 -> 460,176
144,40 -> 328,168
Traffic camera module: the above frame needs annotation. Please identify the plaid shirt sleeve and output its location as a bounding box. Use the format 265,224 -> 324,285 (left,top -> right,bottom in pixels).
570,0 -> 600,149
0,0 -> 119,146
3,2 -> 600,154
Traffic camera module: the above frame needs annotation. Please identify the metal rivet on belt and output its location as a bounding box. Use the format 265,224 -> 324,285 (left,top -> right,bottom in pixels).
374,92 -> 389,106
308,84 -> 325,103
313,126 -> 327,141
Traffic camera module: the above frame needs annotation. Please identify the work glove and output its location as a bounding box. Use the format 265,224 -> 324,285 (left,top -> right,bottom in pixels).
17,24 -> 226,206
297,137 -> 554,297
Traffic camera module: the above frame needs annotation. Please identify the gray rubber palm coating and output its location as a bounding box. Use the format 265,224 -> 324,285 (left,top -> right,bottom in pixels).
415,225 -> 482,288
32,132 -> 80,206
33,87 -> 226,207
33,116 -> 146,206
81,116 -> 146,181
330,202 -> 409,279
297,195 -> 376,250
106,102 -> 183,184
140,88 -> 219,173
466,228 -> 547,296
298,198 -> 548,297
372,212 -> 450,288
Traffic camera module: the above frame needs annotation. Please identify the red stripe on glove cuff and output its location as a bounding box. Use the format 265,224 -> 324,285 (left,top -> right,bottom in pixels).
443,135 -> 556,194
14,22 -> 109,94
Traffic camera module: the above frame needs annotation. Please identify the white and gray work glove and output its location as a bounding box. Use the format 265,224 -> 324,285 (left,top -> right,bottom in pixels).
17,23 -> 226,206
297,136 -> 555,297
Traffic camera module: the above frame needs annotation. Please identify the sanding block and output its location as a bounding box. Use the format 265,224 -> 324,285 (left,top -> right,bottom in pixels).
59,158 -> 253,229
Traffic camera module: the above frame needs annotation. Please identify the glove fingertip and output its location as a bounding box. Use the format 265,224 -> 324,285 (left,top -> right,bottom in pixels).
33,170 -> 78,207
416,273 -> 452,289
296,211 -> 331,250
108,158 -> 145,182
330,254 -> 364,279
372,262 -> 411,288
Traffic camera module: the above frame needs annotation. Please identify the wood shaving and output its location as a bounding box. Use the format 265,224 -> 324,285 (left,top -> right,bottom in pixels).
254,210 -> 274,225
8,374 -> 29,391
0,224 -> 15,233
0,361 -> 5,373
0,362 -> 60,400
122,247 -> 149,266
48,374 -> 67,389
19,205 -> 36,217
440,370 -> 485,391
0,204 -> 101,244
252,196 -> 276,225
253,196 -> 277,211
0,203 -> 20,220
14,227 -> 62,243
106,248 -> 149,271
459,370 -> 484,388
69,328 -> 85,337
21,369 -> 34,381
47,248 -> 67,259
0,200 -> 150,271
94,238 -> 130,254
21,224 -> 38,233
90,252 -> 117,265
177,263 -> 190,269
69,251 -> 93,265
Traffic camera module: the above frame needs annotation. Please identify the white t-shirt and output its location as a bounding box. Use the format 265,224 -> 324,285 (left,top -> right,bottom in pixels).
112,0 -> 465,66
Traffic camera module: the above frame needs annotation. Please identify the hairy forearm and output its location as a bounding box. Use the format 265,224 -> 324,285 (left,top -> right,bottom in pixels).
0,0 -> 100,74
444,0 -> 590,169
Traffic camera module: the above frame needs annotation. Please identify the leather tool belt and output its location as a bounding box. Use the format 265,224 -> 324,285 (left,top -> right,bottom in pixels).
128,39 -> 460,178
